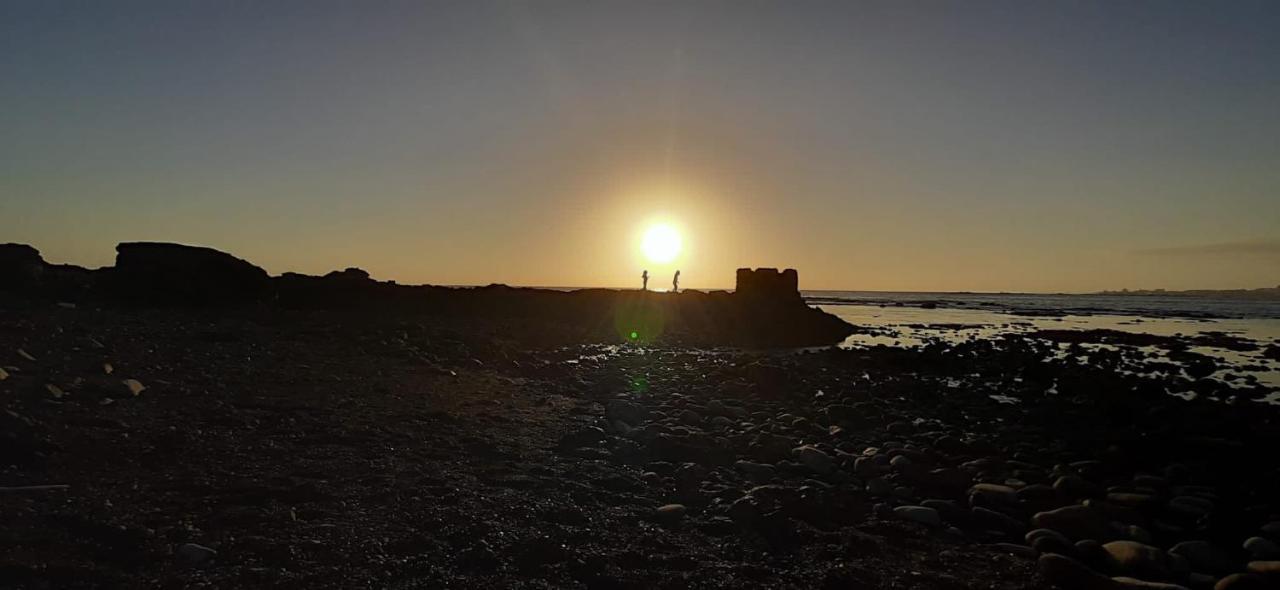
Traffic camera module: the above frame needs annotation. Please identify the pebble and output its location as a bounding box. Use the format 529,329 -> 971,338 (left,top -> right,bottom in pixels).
893,505 -> 941,527
1244,537 -> 1280,560
1054,475 -> 1103,499
970,483 -> 1019,506
1103,540 -> 1174,580
606,400 -> 648,426
1169,540 -> 1234,574
853,457 -> 879,477
1038,552 -> 1113,589
1247,560 -> 1280,575
654,504 -> 687,523
791,445 -> 834,474
175,542 -> 217,566
734,460 -> 776,482
1111,577 -> 1191,589
1032,505 -> 1113,541
866,477 -> 892,496
1214,574 -> 1270,590
990,542 -> 1037,559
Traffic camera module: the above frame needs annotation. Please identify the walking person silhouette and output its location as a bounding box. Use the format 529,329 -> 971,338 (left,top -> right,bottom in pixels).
641,270 -> 649,291
672,270 -> 680,293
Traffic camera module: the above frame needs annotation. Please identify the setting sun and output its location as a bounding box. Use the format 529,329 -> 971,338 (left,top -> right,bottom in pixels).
641,223 -> 682,264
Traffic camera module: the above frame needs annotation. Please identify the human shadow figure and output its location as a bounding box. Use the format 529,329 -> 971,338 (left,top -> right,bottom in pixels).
642,270 -> 649,291
672,270 -> 680,293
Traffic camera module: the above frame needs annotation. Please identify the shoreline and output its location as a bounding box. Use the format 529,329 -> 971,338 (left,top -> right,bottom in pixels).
2,305 -> 1279,588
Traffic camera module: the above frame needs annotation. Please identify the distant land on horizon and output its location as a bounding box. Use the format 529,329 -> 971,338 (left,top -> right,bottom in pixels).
801,286 -> 1280,300
1094,286 -> 1280,300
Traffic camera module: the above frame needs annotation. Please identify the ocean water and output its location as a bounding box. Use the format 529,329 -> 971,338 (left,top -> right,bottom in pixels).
806,291 -> 1280,392
803,290 -> 1280,320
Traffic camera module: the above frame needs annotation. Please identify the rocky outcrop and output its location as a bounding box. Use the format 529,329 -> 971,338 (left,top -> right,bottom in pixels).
735,268 -> 800,301
1,242 -> 855,345
0,243 -> 45,291
109,242 -> 270,306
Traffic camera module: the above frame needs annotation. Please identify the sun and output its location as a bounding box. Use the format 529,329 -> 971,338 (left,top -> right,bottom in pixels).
641,223 -> 682,264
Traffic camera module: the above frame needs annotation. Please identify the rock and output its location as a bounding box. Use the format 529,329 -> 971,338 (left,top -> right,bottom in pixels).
866,477 -> 892,496
1168,496 -> 1215,518
678,409 -> 702,426
972,506 -> 1026,536
734,460 -> 777,482
1246,560 -> 1280,576
1055,475 -> 1104,499
1038,552 -> 1116,590
122,379 -> 146,396
735,267 -> 799,301
1108,493 -> 1157,510
559,426 -> 606,448
1261,522 -> 1280,537
654,504 -> 688,524
606,400 -> 648,425
175,542 -> 217,566
991,542 -> 1038,559
893,505 -> 941,527
792,445 -> 835,474
1111,577 -> 1191,589
853,457 -> 880,478
1244,537 -> 1280,560
1028,528 -> 1078,557
1076,539 -> 1110,569
1214,574 -> 1270,590
0,243 -> 45,291
924,467 -> 972,494
970,483 -> 1019,506
922,499 -> 971,527
111,242 -> 270,305
1169,541 -> 1234,575
1033,505 -> 1115,541
1104,540 -> 1176,581
323,267 -> 371,280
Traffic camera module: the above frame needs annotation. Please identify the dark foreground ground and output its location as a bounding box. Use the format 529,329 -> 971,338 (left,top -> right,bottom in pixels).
2,306 -> 1280,589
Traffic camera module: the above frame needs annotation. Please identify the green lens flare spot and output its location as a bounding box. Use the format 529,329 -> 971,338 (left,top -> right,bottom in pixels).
630,331 -> 639,340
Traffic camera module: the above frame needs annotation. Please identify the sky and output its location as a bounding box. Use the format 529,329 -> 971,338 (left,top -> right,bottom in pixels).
2,1 -> 1278,292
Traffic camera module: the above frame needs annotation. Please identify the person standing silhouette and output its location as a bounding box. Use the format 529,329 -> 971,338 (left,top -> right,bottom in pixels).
672,270 -> 680,293
641,270 -> 649,291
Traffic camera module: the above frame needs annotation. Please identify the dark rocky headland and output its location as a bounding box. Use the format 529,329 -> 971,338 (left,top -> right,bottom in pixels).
2,242 -> 1279,589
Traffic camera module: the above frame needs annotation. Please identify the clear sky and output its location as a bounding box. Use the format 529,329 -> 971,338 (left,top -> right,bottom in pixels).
2,1 -> 1277,292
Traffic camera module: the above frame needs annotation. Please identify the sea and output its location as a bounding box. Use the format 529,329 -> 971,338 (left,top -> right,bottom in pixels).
804,291 -> 1280,392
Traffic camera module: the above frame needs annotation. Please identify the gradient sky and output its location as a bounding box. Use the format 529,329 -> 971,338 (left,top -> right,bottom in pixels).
3,1 -> 1278,292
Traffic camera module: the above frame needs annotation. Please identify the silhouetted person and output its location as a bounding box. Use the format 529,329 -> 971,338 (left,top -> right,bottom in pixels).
642,270 -> 649,291
672,270 -> 680,293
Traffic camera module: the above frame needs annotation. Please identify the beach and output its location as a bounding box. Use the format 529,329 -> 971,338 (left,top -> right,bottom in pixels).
3,295 -> 1279,588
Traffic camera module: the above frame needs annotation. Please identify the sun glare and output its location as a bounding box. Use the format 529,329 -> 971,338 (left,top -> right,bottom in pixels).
641,223 -> 682,264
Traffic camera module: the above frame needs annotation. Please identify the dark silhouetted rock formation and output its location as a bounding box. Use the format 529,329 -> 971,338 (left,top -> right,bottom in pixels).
736,268 -> 800,301
0,244 -> 44,291
110,242 -> 270,306
1,242 -> 855,346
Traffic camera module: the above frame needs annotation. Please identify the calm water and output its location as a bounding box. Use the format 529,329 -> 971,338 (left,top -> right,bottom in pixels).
807,291 -> 1280,392
803,290 -> 1280,320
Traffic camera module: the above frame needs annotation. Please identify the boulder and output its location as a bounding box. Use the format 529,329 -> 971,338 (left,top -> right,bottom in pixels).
0,243 -> 44,290
111,242 -> 270,305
